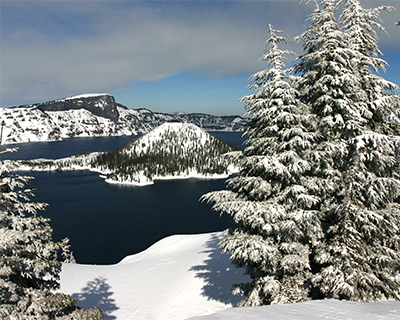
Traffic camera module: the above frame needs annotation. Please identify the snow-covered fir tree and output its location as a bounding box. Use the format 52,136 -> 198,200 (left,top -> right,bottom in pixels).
0,149 -> 103,319
204,0 -> 400,306
294,0 -> 400,301
203,24 -> 320,306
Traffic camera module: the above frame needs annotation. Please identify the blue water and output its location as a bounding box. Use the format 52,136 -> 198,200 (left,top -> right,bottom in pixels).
2,131 -> 247,160
3,132 -> 246,265
2,135 -> 139,160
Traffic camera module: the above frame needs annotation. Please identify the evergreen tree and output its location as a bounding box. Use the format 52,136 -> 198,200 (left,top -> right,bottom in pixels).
0,149 -> 103,319
204,0 -> 400,305
338,0 -> 399,127
203,24 -> 319,306
294,0 -> 400,301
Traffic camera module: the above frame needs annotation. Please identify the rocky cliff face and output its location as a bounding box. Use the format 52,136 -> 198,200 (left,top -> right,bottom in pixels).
0,94 -> 247,145
36,94 -> 120,122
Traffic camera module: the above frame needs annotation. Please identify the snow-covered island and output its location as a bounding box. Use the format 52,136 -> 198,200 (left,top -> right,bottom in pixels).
11,122 -> 241,185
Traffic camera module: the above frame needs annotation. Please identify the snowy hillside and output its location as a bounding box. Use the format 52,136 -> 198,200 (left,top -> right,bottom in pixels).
0,94 -> 246,145
59,232 -> 400,320
13,123 -> 240,185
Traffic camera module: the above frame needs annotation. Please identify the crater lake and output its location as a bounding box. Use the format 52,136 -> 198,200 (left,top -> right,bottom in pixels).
2,132 -> 246,264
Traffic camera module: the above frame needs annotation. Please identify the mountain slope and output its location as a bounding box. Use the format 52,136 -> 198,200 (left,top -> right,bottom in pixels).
0,94 -> 246,145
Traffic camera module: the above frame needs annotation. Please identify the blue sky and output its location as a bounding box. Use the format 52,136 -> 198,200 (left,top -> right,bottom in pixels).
1,0 -> 399,116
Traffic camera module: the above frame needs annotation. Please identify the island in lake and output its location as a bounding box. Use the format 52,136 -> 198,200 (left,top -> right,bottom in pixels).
12,122 -> 241,186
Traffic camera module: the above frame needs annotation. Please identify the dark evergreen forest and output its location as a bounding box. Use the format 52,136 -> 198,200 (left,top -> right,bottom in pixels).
93,127 -> 240,181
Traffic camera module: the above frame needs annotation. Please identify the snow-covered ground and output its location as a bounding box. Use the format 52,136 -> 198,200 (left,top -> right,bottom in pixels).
59,232 -> 400,320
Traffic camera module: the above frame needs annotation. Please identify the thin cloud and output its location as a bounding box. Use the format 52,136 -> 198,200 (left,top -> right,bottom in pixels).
1,0 -> 398,108
0,1 -> 307,106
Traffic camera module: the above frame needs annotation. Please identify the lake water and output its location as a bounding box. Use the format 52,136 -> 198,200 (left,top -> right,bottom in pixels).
2,131 -> 247,160
2,132 -> 246,265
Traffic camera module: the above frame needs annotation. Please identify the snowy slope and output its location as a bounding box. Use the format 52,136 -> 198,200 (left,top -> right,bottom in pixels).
188,299 -> 400,320
0,104 -> 140,144
59,232 -> 400,320
59,233 -> 249,320
120,122 -> 233,156
0,94 -> 246,145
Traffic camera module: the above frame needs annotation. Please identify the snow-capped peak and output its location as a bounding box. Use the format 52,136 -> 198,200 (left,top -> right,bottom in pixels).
132,122 -> 210,153
148,122 -> 204,134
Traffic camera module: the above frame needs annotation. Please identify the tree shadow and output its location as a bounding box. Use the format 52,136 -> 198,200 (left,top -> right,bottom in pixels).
72,276 -> 119,320
189,233 -> 250,307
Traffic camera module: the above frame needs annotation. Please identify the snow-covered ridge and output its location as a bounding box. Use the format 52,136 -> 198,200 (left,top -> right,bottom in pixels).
0,94 -> 246,145
61,93 -> 110,101
11,123 -> 240,185
59,232 -> 400,320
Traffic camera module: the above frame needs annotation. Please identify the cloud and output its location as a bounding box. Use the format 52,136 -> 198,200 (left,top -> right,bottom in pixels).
1,0 -> 399,108
0,1 -> 308,106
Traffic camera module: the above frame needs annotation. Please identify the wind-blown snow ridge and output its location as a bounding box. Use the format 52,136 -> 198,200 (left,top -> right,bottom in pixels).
59,232 -> 400,320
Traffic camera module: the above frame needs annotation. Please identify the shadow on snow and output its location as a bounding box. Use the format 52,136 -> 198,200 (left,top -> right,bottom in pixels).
190,233 -> 249,307
72,276 -> 119,320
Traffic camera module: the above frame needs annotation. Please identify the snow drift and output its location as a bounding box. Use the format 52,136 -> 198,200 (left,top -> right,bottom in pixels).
59,232 -> 400,320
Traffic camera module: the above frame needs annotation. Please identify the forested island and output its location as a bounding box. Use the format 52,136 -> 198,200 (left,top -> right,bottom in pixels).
12,122 -> 240,185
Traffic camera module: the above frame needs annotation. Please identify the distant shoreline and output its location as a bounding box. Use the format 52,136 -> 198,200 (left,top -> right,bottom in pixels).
103,170 -> 236,187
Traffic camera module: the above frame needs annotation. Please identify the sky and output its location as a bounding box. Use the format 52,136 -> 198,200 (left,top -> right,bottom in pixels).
1,0 -> 400,116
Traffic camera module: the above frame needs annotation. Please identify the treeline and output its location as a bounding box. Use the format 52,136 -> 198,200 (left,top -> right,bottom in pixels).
16,153 -> 100,171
